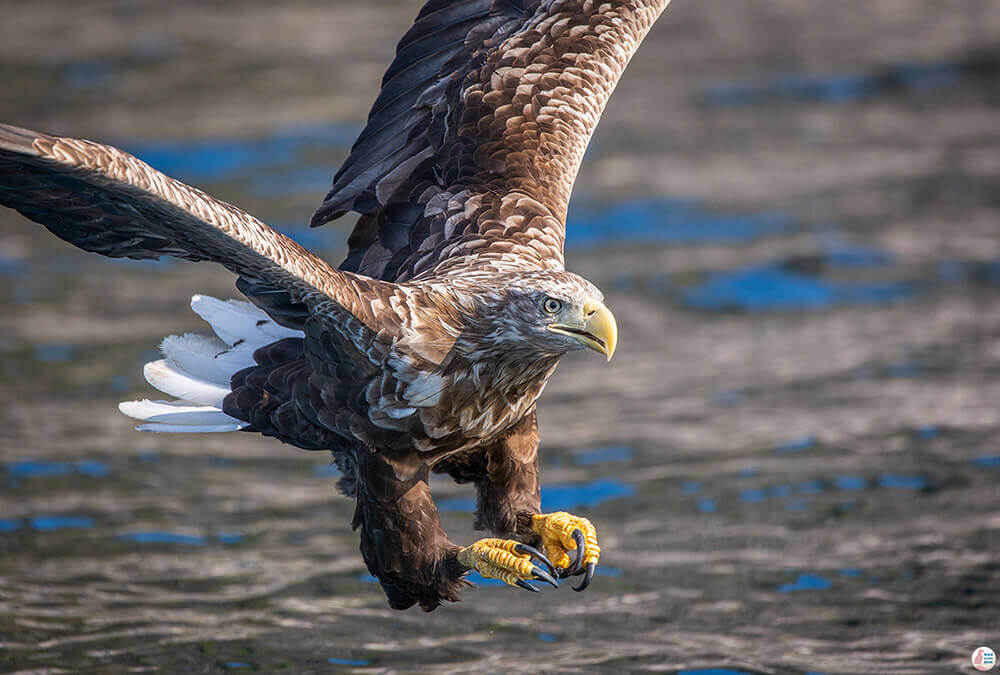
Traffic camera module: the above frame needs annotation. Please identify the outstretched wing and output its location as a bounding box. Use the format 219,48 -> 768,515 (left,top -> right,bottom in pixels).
0,123 -> 386,329
314,0 -> 671,282
0,123 -> 427,454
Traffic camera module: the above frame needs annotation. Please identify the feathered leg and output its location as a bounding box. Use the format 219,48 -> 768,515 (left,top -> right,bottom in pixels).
352,449 -> 466,611
473,410 -> 543,540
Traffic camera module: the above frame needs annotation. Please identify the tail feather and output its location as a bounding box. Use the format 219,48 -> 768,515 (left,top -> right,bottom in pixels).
135,421 -> 248,433
119,399 -> 242,426
159,333 -> 230,385
143,359 -> 231,407
190,294 -> 300,347
119,294 -> 305,433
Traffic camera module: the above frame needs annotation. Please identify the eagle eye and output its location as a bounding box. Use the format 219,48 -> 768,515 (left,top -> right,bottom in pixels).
542,297 -> 562,314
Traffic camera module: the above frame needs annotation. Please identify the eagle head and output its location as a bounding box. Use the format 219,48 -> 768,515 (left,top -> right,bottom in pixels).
484,270 -> 617,361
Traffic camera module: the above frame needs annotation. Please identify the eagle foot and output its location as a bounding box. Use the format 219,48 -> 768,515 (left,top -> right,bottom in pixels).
457,538 -> 558,592
531,512 -> 601,591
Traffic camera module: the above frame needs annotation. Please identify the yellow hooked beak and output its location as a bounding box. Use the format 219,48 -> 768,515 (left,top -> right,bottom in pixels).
547,299 -> 618,361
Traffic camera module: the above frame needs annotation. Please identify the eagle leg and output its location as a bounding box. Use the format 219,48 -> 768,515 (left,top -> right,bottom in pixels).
471,410 -> 543,541
456,538 -> 558,591
530,512 -> 601,591
353,450 -> 468,611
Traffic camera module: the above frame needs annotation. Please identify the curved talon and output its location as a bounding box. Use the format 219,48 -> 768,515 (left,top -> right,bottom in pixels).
570,529 -> 586,575
515,579 -> 539,593
573,562 -> 596,592
531,564 -> 559,589
515,543 -> 556,578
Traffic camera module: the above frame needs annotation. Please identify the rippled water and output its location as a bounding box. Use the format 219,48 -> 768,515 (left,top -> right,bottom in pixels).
2,1 -> 1000,673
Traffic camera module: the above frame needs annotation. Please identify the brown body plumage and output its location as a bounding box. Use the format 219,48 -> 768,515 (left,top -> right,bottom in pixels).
0,0 -> 670,610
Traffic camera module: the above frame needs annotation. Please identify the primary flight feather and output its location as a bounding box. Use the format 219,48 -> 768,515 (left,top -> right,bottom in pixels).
0,0 -> 670,610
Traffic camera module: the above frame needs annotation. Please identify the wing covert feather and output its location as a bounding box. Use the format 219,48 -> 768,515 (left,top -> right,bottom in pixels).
314,0 -> 671,282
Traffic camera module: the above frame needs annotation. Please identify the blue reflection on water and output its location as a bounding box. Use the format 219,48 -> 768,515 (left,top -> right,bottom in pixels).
739,489 -> 767,504
314,463 -> 341,477
541,479 -> 636,511
434,496 -> 476,512
712,389 -> 745,406
74,460 -> 111,477
739,475 -> 888,504
834,476 -> 867,491
786,498 -> 810,511
276,222 -> 344,251
436,478 -> 635,512
328,658 -> 370,666
7,460 -> 111,487
776,573 -> 832,592
34,344 -> 74,362
823,242 -> 895,268
0,519 -> 23,532
888,361 -> 922,378
62,60 -> 115,89
681,481 -> 701,495
703,61 -> 961,107
973,455 -> 1000,468
117,531 -> 207,545
252,168 -> 336,198
795,481 -> 824,495
0,252 -> 27,277
31,515 -> 95,531
696,498 -> 717,514
566,199 -> 792,249
537,633 -> 557,642
573,445 -> 633,465
122,124 -> 358,184
684,265 -> 912,312
878,474 -> 928,490
774,435 -> 817,453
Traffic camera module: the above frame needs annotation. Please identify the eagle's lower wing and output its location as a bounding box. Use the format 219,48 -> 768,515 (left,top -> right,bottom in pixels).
0,123 -> 387,328
313,0 -> 671,282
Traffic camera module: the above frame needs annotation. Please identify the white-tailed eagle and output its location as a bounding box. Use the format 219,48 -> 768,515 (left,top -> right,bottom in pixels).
0,0 -> 670,610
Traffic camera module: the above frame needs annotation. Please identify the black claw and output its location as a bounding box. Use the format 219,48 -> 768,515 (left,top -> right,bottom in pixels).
573,562 -> 596,592
515,579 -> 540,593
531,565 -> 559,589
515,543 -> 556,577
569,529 -> 586,575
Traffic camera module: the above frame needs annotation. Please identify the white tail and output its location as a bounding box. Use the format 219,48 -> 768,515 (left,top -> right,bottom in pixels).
118,294 -> 304,433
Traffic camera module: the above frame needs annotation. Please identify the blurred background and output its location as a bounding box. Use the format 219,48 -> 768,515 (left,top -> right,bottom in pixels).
1,1 -> 999,672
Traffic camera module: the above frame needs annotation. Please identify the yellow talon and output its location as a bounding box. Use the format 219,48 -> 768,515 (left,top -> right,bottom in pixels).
530,512 -> 601,591
457,538 -> 559,592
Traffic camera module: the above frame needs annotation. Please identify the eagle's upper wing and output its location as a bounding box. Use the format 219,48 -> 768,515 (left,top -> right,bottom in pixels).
0,123 -> 388,330
314,0 -> 670,282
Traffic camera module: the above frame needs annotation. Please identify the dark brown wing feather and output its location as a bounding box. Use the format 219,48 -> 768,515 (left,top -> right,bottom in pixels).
314,0 -> 671,282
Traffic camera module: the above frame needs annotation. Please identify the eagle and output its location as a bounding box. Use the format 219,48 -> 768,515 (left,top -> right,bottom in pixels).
0,0 -> 670,611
